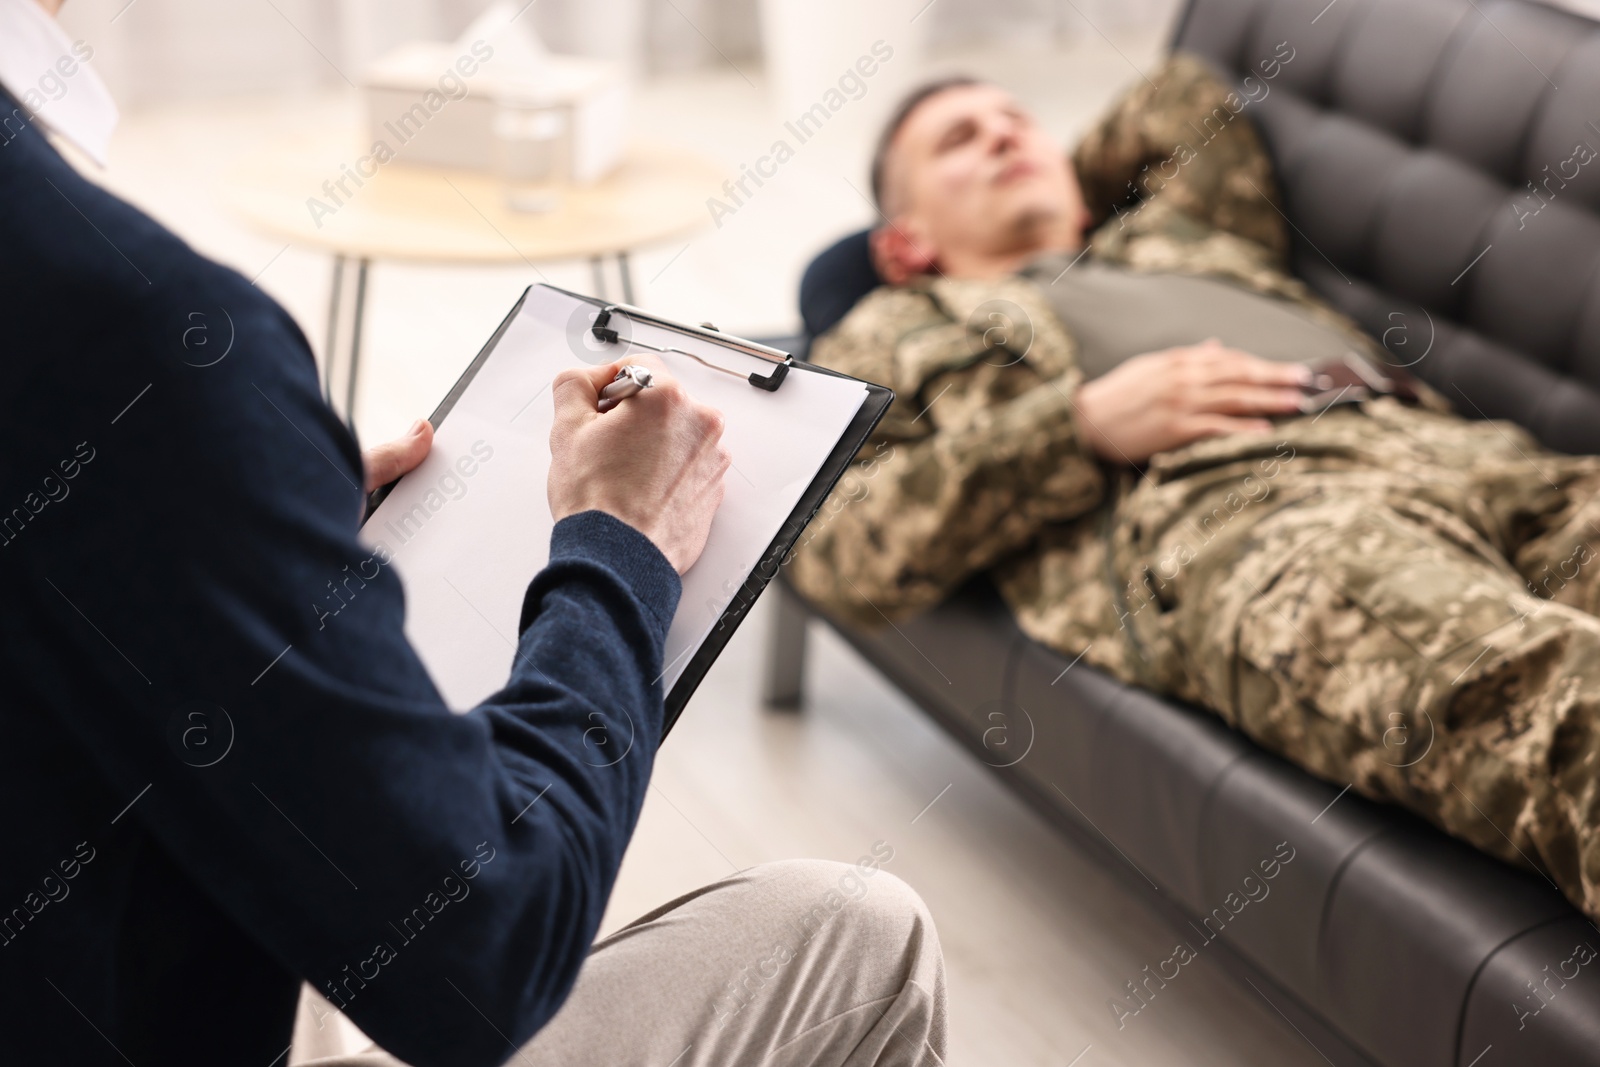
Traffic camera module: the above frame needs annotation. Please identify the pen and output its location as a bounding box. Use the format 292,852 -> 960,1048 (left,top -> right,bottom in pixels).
597,364 -> 655,412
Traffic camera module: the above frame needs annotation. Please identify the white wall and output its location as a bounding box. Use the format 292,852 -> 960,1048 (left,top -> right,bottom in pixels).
57,0 -> 1179,109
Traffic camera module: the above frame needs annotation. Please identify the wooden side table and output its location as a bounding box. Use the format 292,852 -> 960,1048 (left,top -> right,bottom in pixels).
224,130 -> 722,420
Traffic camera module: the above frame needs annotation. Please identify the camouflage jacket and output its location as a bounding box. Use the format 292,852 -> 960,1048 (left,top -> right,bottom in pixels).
786,52 -> 1448,684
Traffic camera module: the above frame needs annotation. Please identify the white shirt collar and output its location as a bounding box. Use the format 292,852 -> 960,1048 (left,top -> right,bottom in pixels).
0,0 -> 118,166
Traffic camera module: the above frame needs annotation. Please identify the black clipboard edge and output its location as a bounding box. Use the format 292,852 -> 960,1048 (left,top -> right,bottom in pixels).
358,284 -> 895,737
363,286 -> 533,522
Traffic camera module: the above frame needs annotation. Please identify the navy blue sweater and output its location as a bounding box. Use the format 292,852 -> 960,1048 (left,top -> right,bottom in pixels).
0,99 -> 678,1066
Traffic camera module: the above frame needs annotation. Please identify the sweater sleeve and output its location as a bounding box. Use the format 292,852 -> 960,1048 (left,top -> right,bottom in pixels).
24,266 -> 681,1067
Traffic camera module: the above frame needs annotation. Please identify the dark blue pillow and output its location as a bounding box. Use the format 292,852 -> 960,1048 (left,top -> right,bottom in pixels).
798,229 -> 879,353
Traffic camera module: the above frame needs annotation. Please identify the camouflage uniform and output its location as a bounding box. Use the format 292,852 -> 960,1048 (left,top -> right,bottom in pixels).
789,53 -> 1600,920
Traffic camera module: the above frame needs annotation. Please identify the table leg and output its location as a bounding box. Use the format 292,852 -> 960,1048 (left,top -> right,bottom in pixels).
589,255 -> 608,301
323,254 -> 345,406
344,258 -> 370,424
618,250 -> 635,305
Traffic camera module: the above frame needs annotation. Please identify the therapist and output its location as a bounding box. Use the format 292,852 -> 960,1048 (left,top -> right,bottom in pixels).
0,2 -> 946,1065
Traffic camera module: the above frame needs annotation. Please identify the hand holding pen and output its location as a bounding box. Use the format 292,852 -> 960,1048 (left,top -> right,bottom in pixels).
597,364 -> 656,412
547,355 -> 731,574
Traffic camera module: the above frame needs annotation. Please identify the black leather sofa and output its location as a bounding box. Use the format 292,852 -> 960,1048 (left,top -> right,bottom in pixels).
757,0 -> 1600,1064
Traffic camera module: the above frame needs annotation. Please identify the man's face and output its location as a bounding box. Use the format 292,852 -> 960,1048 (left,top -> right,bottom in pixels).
888,84 -> 1085,265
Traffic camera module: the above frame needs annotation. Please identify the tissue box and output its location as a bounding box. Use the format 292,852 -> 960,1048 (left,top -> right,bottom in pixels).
361,41 -> 628,185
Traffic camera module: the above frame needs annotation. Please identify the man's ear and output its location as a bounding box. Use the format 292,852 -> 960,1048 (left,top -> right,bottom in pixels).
870,220 -> 939,287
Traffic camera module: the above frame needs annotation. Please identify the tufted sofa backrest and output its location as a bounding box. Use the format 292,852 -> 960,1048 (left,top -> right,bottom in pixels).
1172,0 -> 1600,453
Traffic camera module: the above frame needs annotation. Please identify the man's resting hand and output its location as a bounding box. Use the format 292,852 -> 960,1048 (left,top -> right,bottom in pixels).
1072,339 -> 1310,465
548,355 -> 730,575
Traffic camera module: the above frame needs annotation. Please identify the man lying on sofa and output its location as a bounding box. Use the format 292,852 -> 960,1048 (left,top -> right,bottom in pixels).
789,54 -> 1600,922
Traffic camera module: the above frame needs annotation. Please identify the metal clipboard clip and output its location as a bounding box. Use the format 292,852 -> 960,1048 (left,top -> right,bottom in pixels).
589,303 -> 792,392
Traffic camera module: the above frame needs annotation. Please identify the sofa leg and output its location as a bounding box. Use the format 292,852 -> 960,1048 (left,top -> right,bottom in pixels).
762,583 -> 810,710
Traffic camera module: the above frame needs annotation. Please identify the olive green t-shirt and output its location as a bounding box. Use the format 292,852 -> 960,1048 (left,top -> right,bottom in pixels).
1020,252 -> 1354,380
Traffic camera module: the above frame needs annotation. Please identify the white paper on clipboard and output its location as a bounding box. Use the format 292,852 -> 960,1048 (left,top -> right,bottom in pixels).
362,284 -> 869,712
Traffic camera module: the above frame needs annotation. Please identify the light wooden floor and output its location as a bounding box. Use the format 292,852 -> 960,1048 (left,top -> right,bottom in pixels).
83,24 -> 1331,1066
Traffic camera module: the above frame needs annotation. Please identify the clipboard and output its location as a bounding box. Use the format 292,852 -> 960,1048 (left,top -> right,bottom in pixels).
363,284 -> 892,735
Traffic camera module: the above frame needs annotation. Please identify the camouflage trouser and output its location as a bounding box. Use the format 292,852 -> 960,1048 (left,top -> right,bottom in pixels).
1115,403 -> 1600,920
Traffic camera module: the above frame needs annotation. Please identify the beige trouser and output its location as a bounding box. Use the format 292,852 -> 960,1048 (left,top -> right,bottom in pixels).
290,859 -> 947,1067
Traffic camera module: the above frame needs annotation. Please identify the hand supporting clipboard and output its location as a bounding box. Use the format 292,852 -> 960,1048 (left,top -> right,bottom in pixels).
363,284 -> 893,735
